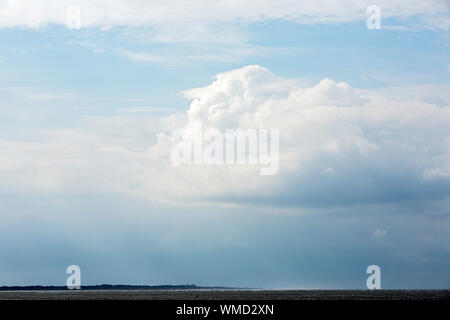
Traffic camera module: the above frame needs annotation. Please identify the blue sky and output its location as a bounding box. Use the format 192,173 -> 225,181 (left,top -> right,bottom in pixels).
0,0 -> 449,289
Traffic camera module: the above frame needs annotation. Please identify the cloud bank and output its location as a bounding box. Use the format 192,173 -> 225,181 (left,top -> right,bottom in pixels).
1,65 -> 450,208
0,0 -> 448,32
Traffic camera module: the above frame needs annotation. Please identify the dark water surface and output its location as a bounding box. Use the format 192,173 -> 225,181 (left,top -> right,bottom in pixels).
0,290 -> 448,300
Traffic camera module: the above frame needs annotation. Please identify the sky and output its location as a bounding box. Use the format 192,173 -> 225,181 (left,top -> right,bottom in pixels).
0,0 -> 449,289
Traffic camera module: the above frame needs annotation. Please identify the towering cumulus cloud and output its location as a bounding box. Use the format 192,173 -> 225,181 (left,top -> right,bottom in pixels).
1,65 -> 450,207
147,65 -> 450,205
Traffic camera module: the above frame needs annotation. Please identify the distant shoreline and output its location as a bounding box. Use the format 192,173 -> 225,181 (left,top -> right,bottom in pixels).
0,284 -> 245,291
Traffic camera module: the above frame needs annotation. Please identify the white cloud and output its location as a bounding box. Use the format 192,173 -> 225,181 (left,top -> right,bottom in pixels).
118,50 -> 169,63
0,0 -> 448,33
118,107 -> 179,114
322,168 -> 335,175
423,136 -> 450,179
118,45 -> 274,63
0,86 -> 75,101
1,65 -> 450,206
372,228 -> 388,237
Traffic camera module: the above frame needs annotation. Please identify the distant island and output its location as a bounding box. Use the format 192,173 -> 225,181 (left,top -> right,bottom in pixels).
0,284 -> 243,291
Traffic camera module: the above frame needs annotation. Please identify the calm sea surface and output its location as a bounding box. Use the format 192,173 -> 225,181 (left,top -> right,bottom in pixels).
0,290 -> 448,300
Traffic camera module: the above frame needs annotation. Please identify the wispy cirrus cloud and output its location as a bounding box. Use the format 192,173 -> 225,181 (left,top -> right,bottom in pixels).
0,86 -> 76,101
118,50 -> 169,63
118,106 -> 179,114
118,44 -> 276,64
